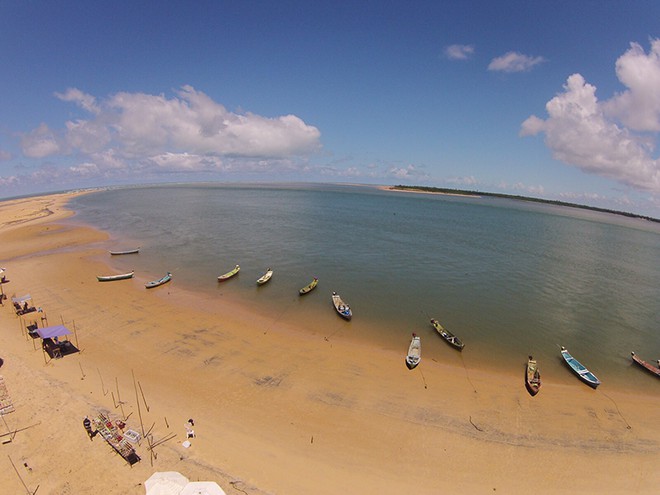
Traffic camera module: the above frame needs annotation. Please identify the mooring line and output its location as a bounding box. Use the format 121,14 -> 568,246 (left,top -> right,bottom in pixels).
601,390 -> 632,430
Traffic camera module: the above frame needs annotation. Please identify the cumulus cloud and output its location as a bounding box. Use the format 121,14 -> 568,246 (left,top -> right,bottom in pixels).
488,52 -> 545,72
521,40 -> 660,193
444,44 -> 475,60
14,85 -> 321,185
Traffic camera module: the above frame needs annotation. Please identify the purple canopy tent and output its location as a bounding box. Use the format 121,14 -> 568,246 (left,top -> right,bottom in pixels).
36,325 -> 71,339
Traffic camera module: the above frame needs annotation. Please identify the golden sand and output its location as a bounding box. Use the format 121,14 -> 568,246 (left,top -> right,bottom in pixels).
0,192 -> 658,494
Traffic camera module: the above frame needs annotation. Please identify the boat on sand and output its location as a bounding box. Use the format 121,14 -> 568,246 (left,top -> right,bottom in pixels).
331,292 -> 352,320
256,268 -> 273,285
97,271 -> 135,282
109,247 -> 140,255
560,346 -> 600,388
145,272 -> 172,289
525,355 -> 541,396
218,264 -> 240,281
430,319 -> 464,350
406,333 -> 421,369
631,352 -> 660,377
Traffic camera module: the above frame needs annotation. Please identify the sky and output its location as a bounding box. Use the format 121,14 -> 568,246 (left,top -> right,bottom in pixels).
2,1 -> 660,216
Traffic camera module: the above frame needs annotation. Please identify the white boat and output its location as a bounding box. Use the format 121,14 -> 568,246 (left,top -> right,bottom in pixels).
109,247 -> 140,255
97,271 -> 135,282
256,268 -> 273,285
406,333 -> 421,369
331,291 -> 352,320
145,272 -> 172,289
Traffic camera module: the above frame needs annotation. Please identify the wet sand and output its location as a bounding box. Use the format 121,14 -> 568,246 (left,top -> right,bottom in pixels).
0,192 -> 658,494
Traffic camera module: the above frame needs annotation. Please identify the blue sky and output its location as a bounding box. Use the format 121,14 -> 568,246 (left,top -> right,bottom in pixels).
2,1 -> 660,216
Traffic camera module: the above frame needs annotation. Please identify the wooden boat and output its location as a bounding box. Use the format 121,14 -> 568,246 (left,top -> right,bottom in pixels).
560,346 -> 600,388
145,272 -> 172,289
299,277 -> 318,295
331,292 -> 352,320
256,268 -> 273,285
525,355 -> 541,396
430,319 -> 464,350
631,352 -> 660,377
218,264 -> 240,281
97,271 -> 135,282
406,333 -> 421,369
109,247 -> 140,255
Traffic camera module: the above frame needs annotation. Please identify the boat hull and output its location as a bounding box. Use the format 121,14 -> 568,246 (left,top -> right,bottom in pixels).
109,248 -> 140,255
525,357 -> 541,396
332,292 -> 352,320
560,348 -> 600,388
430,319 -> 464,350
218,265 -> 240,281
299,277 -> 318,295
145,272 -> 172,289
256,269 -> 273,285
631,352 -> 660,377
97,271 -> 134,282
406,335 -> 421,369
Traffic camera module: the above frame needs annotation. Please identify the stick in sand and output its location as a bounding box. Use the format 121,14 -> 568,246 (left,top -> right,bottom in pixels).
78,362 -> 85,380
8,455 -> 35,495
138,381 -> 150,412
97,368 -> 108,396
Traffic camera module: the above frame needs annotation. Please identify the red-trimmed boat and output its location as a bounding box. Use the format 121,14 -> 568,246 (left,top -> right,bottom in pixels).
631,352 -> 660,377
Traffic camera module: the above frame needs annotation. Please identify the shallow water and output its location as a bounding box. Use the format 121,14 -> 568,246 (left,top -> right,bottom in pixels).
68,183 -> 660,392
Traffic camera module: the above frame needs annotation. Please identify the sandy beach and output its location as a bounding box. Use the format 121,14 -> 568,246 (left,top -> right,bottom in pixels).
1,192 -> 659,495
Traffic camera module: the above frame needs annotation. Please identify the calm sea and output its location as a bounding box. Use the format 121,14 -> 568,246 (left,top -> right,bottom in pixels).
68,183 -> 660,392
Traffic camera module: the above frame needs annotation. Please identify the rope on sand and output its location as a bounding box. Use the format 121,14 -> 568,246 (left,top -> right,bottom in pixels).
600,390 -> 632,430
469,415 -> 484,432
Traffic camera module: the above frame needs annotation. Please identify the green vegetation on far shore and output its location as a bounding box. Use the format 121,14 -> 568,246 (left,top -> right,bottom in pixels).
391,185 -> 660,223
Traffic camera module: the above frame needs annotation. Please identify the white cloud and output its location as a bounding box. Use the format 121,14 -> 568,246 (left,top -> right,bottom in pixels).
488,52 -> 545,72
21,123 -> 61,158
603,39 -> 660,132
444,44 -> 475,60
13,86 -> 322,185
386,164 -> 429,179
446,175 -> 477,186
521,48 -> 660,193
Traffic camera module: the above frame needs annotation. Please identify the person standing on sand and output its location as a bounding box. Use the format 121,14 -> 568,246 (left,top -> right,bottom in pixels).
83,416 -> 95,440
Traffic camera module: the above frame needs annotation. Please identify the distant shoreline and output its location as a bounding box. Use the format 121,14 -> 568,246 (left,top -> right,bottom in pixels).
385,185 -> 660,223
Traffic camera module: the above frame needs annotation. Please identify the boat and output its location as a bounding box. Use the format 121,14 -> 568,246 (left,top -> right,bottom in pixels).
145,272 -> 172,289
430,319 -> 464,350
631,352 -> 660,377
256,268 -> 273,285
560,346 -> 600,388
331,292 -> 352,320
406,333 -> 421,369
97,271 -> 135,282
217,264 -> 240,281
299,277 -> 318,295
525,355 -> 541,396
109,247 -> 140,255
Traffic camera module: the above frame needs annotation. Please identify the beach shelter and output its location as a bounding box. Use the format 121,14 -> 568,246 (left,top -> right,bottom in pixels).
144,471 -> 190,495
36,325 -> 71,339
180,481 -> 226,495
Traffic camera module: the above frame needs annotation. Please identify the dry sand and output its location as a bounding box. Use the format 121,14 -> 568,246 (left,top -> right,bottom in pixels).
0,192 -> 658,495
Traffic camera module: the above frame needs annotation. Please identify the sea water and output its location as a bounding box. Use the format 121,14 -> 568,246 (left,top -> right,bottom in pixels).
68,183 -> 660,391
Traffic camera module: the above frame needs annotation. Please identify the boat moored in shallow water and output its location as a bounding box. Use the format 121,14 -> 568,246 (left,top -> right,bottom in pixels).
145,272 -> 172,289
406,333 -> 421,369
332,292 -> 352,320
631,352 -> 660,377
560,346 -> 600,388
430,319 -> 464,350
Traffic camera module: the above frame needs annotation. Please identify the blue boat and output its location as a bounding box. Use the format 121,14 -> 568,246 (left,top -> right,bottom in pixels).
145,272 -> 172,289
560,346 -> 600,388
331,291 -> 352,320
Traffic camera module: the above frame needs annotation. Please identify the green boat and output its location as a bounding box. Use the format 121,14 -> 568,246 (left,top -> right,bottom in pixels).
217,264 -> 240,281
299,277 -> 318,295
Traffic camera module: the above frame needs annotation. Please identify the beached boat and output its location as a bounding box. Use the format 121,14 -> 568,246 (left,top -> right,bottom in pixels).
299,277 -> 318,295
218,264 -> 240,281
145,272 -> 172,289
97,271 -> 135,282
430,318 -> 464,350
256,268 -> 273,285
109,247 -> 140,255
332,292 -> 352,320
560,346 -> 600,388
631,352 -> 660,377
525,355 -> 541,396
406,333 -> 421,369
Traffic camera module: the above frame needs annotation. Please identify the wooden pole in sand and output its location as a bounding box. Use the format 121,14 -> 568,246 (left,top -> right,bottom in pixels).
7,455 -> 34,495
115,377 -> 126,419
72,320 -> 79,349
132,370 -> 145,438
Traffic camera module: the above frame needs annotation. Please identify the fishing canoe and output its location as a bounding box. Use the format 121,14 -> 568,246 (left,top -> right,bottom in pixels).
331,292 -> 352,320
97,271 -> 135,282
406,333 -> 421,369
560,347 -> 600,388
525,355 -> 541,396
299,277 -> 318,295
145,272 -> 172,289
218,264 -> 240,281
430,319 -> 464,350
631,352 -> 660,377
109,247 -> 140,255
256,268 -> 273,285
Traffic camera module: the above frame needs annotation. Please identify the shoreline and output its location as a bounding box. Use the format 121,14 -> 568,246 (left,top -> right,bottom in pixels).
1,192 -> 659,494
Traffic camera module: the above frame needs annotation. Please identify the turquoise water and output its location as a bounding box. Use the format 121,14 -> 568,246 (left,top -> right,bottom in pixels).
68,183 -> 660,391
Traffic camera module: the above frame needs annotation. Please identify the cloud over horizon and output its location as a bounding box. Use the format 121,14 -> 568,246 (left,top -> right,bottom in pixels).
10,86 -> 322,188
521,39 -> 660,194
